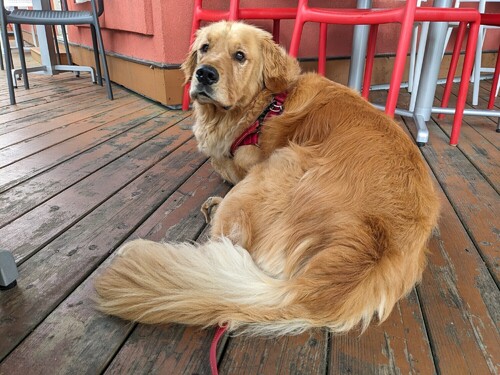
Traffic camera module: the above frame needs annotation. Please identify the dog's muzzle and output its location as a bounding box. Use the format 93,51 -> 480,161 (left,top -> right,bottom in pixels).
191,64 -> 231,110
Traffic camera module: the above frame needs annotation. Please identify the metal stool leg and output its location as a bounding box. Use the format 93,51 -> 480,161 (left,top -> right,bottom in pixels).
52,25 -> 61,65
0,21 -> 14,104
90,25 -> 101,85
60,25 -> 79,78
92,22 -> 113,100
61,25 -> 72,66
0,30 -> 4,71
13,23 -> 29,89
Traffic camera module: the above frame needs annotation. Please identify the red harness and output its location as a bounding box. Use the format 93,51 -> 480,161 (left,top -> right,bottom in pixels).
229,92 -> 287,157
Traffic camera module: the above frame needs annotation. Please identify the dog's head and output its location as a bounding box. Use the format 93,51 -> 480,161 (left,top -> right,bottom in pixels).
182,21 -> 300,111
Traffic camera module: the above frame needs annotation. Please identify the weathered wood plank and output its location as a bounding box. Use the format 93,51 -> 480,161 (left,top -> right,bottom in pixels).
0,87 -> 128,135
330,288 -> 435,375
0,122 -> 195,264
404,116 -> 499,284
395,95 -> 500,373
0,84 -> 99,117
0,104 -> 180,194
106,325 -> 221,375
395,113 -> 500,374
0,73 -> 74,89
0,109 -> 189,227
0,94 -> 140,166
219,330 -> 328,375
0,84 -> 120,127
0,73 -> 90,95
0,163 -> 230,374
0,88 -> 134,150
0,76 -> 93,106
442,81 -> 499,123
0,138 -> 206,361
415,176 -> 500,374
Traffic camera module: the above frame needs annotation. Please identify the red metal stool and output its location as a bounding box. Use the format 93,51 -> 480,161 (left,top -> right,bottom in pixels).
289,0 -> 418,117
440,11 -> 495,145
181,0 -> 297,111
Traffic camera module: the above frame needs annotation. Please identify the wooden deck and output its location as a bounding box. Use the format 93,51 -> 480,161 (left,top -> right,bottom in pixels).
0,65 -> 498,375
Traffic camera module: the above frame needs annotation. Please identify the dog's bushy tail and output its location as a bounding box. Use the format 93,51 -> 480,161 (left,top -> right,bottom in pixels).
94,235 -> 425,335
94,238 -> 307,335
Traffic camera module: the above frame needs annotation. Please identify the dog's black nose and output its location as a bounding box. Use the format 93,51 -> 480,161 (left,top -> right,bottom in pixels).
196,65 -> 219,86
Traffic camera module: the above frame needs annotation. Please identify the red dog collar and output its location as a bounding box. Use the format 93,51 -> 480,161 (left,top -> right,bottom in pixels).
230,92 -> 287,157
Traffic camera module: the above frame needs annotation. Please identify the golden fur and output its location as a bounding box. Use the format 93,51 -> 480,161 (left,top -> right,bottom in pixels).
94,22 -> 440,335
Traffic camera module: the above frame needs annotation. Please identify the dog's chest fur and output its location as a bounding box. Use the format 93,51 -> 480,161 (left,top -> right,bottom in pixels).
192,120 -> 230,160
192,112 -> 269,184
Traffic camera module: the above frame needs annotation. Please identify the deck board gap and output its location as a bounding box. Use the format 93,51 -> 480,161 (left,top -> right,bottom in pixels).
415,286 -> 441,375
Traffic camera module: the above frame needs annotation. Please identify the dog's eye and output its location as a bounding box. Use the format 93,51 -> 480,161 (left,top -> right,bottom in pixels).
200,44 -> 209,53
234,51 -> 246,62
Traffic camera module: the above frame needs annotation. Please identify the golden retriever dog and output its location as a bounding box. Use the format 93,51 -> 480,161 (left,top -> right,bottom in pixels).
94,21 -> 440,335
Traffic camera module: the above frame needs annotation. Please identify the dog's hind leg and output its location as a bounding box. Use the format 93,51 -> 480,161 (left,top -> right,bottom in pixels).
207,145 -> 311,258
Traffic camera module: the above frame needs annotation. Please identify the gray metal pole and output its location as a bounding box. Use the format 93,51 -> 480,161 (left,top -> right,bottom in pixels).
32,0 -> 58,74
414,0 -> 452,121
412,0 -> 453,144
348,0 -> 372,91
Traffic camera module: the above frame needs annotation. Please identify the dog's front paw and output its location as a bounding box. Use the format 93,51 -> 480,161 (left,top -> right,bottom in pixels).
201,196 -> 223,224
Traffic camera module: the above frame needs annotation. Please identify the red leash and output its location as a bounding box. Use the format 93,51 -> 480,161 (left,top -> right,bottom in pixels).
210,325 -> 228,375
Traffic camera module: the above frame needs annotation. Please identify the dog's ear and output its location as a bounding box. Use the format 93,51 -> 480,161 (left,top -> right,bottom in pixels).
181,41 -> 198,85
261,37 -> 300,93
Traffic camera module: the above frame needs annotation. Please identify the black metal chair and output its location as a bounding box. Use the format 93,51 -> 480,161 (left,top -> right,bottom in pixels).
0,28 -> 3,70
0,0 -> 113,104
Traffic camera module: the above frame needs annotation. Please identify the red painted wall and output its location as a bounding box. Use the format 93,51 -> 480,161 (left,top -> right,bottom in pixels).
66,0 -> 500,66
